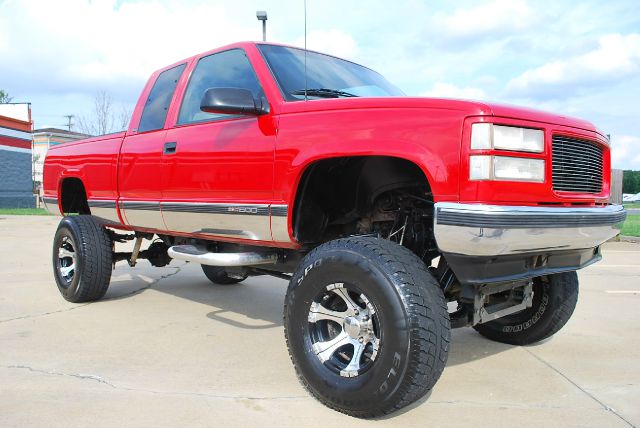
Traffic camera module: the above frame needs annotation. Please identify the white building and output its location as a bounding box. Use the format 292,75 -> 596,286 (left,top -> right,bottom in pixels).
32,128 -> 89,186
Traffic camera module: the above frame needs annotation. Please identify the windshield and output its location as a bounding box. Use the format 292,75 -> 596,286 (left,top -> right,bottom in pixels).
257,44 -> 404,101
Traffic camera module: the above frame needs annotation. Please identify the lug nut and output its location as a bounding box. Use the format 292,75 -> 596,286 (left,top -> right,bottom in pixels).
358,337 -> 364,343
362,315 -> 370,322
354,309 -> 359,316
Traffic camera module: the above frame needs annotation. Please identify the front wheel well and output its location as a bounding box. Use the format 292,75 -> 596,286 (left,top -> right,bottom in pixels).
292,156 -> 437,259
60,177 -> 90,215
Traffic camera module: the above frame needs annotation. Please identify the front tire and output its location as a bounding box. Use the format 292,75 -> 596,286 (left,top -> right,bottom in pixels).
474,271 -> 579,345
52,215 -> 113,303
284,237 -> 450,418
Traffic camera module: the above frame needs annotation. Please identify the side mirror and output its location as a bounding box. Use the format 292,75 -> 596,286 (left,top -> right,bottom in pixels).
200,88 -> 269,116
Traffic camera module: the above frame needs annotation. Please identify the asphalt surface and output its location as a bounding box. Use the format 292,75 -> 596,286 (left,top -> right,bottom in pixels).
1,215 -> 639,427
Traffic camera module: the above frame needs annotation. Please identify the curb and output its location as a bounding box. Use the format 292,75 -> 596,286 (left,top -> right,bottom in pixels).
607,235 -> 640,243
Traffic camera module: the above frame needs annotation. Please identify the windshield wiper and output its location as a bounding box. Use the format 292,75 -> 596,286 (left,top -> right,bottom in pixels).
291,88 -> 358,98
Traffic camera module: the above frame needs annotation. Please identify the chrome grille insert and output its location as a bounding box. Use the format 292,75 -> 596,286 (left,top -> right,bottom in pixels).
552,136 -> 603,193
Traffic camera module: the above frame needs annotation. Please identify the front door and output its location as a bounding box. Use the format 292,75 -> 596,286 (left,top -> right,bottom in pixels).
162,49 -> 275,242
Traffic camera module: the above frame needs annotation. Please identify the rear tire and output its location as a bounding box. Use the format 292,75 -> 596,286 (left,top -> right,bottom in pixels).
52,215 -> 113,303
474,271 -> 579,345
284,237 -> 450,418
201,265 -> 247,285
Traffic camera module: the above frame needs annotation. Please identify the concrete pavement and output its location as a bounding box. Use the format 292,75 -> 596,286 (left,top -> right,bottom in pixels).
1,215 -> 638,427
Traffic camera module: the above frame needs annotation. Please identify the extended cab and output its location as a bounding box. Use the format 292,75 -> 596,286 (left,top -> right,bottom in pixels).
43,42 -> 626,418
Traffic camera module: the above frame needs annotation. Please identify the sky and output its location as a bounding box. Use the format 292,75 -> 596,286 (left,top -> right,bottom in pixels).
0,0 -> 639,169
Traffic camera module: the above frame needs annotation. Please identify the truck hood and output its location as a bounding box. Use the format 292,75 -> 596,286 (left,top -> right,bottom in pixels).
278,97 -> 604,137
479,101 -> 602,136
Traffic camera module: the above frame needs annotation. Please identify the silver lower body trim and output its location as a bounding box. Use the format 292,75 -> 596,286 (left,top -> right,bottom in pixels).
120,201 -> 165,230
41,196 -> 291,243
120,200 -> 291,243
270,204 -> 290,242
434,202 -> 626,256
88,199 -> 121,224
161,202 -> 272,241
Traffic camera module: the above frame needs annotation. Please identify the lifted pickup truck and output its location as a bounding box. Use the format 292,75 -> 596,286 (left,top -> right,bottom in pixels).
43,42 -> 626,418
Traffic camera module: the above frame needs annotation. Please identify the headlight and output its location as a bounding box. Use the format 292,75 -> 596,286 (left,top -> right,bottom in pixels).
494,156 -> 545,182
470,155 -> 545,182
471,123 -> 544,153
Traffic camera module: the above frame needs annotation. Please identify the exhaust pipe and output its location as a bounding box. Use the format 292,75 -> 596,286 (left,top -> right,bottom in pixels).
168,245 -> 278,267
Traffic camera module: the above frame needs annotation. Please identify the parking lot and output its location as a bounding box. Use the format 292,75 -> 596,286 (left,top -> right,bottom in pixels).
1,215 -> 638,427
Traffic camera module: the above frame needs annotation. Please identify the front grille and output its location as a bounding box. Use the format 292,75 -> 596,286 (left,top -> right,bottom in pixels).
552,135 -> 603,193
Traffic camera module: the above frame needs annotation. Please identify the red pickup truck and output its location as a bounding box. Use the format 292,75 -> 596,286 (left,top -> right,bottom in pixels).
43,42 -> 626,417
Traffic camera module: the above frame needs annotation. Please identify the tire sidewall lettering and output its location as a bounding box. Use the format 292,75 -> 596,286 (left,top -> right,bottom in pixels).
377,352 -> 402,396
296,258 -> 323,286
502,293 -> 549,333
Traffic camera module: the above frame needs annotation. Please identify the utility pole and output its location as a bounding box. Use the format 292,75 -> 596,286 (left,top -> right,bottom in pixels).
256,11 -> 267,41
63,115 -> 74,131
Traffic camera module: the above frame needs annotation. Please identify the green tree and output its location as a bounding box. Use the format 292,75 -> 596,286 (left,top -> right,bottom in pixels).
622,170 -> 640,194
0,89 -> 13,103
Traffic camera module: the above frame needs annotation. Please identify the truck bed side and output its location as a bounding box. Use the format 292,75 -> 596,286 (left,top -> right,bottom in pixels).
43,132 -> 126,223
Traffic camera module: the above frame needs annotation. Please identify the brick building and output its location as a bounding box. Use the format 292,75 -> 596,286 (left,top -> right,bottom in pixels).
0,104 -> 34,208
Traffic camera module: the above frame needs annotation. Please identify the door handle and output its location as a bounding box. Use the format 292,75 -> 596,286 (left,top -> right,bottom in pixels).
163,142 -> 177,154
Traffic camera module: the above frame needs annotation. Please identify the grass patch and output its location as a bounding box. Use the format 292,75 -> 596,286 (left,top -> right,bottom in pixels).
623,203 -> 640,209
0,208 -> 51,216
621,214 -> 640,237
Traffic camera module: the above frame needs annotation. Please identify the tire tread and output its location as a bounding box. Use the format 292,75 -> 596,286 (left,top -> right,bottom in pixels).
284,236 -> 450,418
54,215 -> 112,303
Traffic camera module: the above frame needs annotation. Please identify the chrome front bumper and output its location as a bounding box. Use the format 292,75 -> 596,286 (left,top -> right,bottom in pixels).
434,203 -> 626,257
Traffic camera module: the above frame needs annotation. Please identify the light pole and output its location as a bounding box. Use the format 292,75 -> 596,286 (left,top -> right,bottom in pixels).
256,10 -> 267,41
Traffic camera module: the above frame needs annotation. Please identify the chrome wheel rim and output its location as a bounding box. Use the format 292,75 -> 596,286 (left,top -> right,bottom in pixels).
57,236 -> 77,286
308,283 -> 381,378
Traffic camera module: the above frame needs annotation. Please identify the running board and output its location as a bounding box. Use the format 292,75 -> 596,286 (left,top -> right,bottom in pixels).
167,245 -> 278,267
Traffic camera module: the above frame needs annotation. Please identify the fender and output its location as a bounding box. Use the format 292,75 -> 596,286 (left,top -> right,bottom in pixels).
273,106 -> 472,242
275,106 -> 468,208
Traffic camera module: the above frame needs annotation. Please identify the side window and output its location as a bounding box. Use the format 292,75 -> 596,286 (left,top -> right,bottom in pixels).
138,63 -> 186,133
178,49 -> 262,125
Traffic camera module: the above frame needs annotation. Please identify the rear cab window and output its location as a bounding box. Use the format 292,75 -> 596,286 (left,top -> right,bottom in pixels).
138,63 -> 186,133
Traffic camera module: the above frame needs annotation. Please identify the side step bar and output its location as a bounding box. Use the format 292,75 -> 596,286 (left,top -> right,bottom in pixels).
168,245 -> 278,267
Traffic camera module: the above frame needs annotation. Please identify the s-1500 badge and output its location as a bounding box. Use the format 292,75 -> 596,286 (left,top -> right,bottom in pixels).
227,206 -> 259,214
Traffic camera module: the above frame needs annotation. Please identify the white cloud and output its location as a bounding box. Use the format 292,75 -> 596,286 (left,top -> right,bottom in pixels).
292,29 -> 358,60
430,0 -> 538,40
0,0 -> 261,96
506,33 -> 640,99
421,83 -> 486,100
611,135 -> 640,170
0,0 -> 274,127
0,0 -> 638,151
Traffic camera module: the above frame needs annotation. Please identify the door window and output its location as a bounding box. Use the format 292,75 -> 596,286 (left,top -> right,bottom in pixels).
178,49 -> 262,125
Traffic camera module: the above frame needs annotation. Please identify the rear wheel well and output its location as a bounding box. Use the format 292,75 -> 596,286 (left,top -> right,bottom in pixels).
292,156 -> 437,259
60,178 -> 90,215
